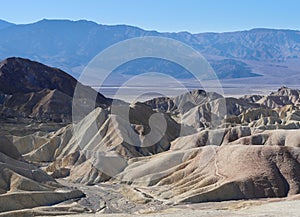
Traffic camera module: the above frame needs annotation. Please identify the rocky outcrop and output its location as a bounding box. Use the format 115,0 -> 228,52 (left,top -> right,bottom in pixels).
12,103 -> 194,185
228,129 -> 300,147
145,89 -> 223,114
117,145 -> 300,203
171,126 -> 251,150
0,57 -> 111,123
0,144 -> 84,213
0,136 -> 23,160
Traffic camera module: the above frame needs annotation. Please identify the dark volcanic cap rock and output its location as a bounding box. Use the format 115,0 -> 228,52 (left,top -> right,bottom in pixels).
0,57 -> 110,104
0,57 -> 110,106
0,57 -> 79,97
0,57 -> 111,122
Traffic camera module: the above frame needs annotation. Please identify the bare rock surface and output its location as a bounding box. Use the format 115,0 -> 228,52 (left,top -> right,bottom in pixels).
0,134 -> 85,214
0,57 -> 110,123
1,59 -> 300,215
116,145 -> 300,203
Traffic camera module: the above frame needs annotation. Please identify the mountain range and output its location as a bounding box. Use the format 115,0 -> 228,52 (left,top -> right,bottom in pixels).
0,19 -> 300,85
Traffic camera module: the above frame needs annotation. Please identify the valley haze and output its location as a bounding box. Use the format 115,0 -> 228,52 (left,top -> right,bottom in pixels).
0,19 -> 300,100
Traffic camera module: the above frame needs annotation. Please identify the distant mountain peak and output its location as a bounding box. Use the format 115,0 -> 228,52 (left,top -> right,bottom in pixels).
248,28 -> 299,33
37,18 -> 98,25
0,19 -> 15,30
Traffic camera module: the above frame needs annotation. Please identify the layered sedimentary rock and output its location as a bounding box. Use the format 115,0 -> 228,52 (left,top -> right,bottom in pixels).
117,145 -> 300,203
0,136 -> 84,213
2,58 -> 300,215
14,103 -> 194,185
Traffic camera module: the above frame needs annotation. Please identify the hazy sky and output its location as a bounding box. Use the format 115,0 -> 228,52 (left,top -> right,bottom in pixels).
1,0 -> 300,33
